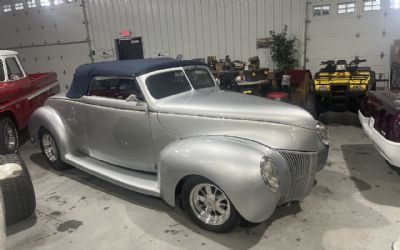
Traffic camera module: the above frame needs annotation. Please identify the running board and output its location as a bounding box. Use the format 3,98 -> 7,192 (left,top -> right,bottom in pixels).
64,153 -> 160,197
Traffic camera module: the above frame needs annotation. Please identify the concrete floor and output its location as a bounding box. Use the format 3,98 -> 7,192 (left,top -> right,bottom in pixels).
5,112 -> 400,250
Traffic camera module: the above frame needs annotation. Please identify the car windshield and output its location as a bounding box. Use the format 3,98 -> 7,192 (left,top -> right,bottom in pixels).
185,68 -> 215,89
146,70 -> 192,100
145,68 -> 216,100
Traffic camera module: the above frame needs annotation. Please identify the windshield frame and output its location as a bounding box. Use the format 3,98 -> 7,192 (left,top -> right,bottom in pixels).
139,65 -> 217,106
182,66 -> 217,90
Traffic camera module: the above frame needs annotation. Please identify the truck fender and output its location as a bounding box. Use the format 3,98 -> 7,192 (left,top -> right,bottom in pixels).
29,106 -> 75,161
158,136 -> 290,223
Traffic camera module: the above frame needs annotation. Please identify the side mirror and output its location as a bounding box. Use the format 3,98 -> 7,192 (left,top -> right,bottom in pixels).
9,74 -> 20,81
126,94 -> 142,106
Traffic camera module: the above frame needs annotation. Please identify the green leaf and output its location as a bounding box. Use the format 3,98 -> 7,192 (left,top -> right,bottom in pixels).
269,25 -> 299,70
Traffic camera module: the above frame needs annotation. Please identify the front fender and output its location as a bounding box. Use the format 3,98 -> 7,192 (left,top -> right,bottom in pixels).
158,136 -> 290,223
29,106 -> 75,161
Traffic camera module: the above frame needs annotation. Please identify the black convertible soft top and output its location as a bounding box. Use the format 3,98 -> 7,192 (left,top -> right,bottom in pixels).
66,58 -> 207,98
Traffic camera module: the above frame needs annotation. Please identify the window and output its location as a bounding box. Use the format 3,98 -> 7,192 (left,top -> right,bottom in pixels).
146,71 -> 192,99
390,0 -> 400,9
27,0 -> 37,8
0,60 -> 5,82
54,0 -> 64,5
364,0 -> 381,11
88,78 -> 143,100
313,5 -> 330,16
14,2 -> 24,10
338,2 -> 356,14
2,4 -> 11,12
39,0 -> 50,7
5,58 -> 24,80
185,69 -> 215,89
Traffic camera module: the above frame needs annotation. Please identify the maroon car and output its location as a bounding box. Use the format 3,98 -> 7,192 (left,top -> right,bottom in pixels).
359,90 -> 400,169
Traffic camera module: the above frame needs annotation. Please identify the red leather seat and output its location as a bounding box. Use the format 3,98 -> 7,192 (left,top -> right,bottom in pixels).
265,92 -> 289,102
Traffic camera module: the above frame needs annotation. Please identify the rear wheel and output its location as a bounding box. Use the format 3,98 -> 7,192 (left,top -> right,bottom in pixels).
39,129 -> 69,170
304,93 -> 319,120
368,72 -> 377,91
181,176 -> 240,233
0,154 -> 36,225
0,117 -> 19,154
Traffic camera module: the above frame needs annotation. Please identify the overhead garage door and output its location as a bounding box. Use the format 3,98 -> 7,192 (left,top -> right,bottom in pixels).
0,0 -> 91,91
306,0 -> 400,79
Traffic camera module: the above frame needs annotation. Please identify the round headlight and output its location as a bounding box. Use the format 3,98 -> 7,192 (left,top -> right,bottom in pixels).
260,157 -> 279,192
316,121 -> 329,146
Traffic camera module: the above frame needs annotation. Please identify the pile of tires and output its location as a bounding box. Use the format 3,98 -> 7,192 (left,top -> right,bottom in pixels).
0,154 -> 36,225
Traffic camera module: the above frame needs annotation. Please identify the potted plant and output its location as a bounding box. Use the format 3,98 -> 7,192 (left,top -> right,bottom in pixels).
269,25 -> 299,89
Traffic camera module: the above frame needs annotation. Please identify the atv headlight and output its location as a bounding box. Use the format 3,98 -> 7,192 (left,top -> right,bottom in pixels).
319,85 -> 327,91
351,85 -> 362,91
260,156 -> 279,192
316,121 -> 329,146
336,64 -> 346,71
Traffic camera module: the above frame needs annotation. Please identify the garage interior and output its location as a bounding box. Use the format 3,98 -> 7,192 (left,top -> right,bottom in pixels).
1,0 -> 400,249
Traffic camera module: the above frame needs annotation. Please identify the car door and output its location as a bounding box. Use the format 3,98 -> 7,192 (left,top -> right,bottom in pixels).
80,77 -> 156,173
3,56 -> 35,127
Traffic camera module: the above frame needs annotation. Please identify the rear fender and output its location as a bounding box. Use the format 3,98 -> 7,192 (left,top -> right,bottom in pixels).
29,106 -> 75,160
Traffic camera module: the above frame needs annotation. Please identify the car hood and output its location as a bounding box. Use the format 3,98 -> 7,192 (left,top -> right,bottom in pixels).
155,88 -> 316,130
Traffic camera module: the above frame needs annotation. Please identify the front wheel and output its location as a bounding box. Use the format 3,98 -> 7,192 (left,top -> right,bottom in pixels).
0,117 -> 19,154
39,129 -> 69,170
181,176 -> 240,233
386,160 -> 400,175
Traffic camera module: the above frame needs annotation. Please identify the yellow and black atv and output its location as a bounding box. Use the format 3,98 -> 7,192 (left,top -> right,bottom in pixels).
306,58 -> 376,119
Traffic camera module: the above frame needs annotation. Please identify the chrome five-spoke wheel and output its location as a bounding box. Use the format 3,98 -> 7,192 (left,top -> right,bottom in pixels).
41,133 -> 58,162
189,183 -> 231,226
39,129 -> 68,170
182,176 -> 239,233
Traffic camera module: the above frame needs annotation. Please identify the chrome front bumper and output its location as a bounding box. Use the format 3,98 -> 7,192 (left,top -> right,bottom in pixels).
358,111 -> 400,167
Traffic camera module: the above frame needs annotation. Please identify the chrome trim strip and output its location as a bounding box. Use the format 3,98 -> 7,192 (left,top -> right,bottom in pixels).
27,82 -> 59,100
0,82 -> 58,110
157,111 -> 318,131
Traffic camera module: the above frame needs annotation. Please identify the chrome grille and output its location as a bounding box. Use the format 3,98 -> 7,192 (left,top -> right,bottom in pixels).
280,151 -> 315,201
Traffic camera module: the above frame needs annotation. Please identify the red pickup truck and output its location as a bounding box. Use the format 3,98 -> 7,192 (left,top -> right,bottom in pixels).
0,50 -> 60,154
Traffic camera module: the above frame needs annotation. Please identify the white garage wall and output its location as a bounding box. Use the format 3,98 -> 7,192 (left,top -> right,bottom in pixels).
0,0 -> 91,90
306,0 -> 400,77
86,0 -> 306,69
0,0 -> 306,87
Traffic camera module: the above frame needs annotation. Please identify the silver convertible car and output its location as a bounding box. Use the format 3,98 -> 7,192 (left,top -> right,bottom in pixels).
29,59 -> 329,232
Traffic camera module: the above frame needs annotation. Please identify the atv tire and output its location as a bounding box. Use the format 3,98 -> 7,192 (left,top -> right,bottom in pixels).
0,154 -> 36,225
304,93 -> 319,120
368,72 -> 377,91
